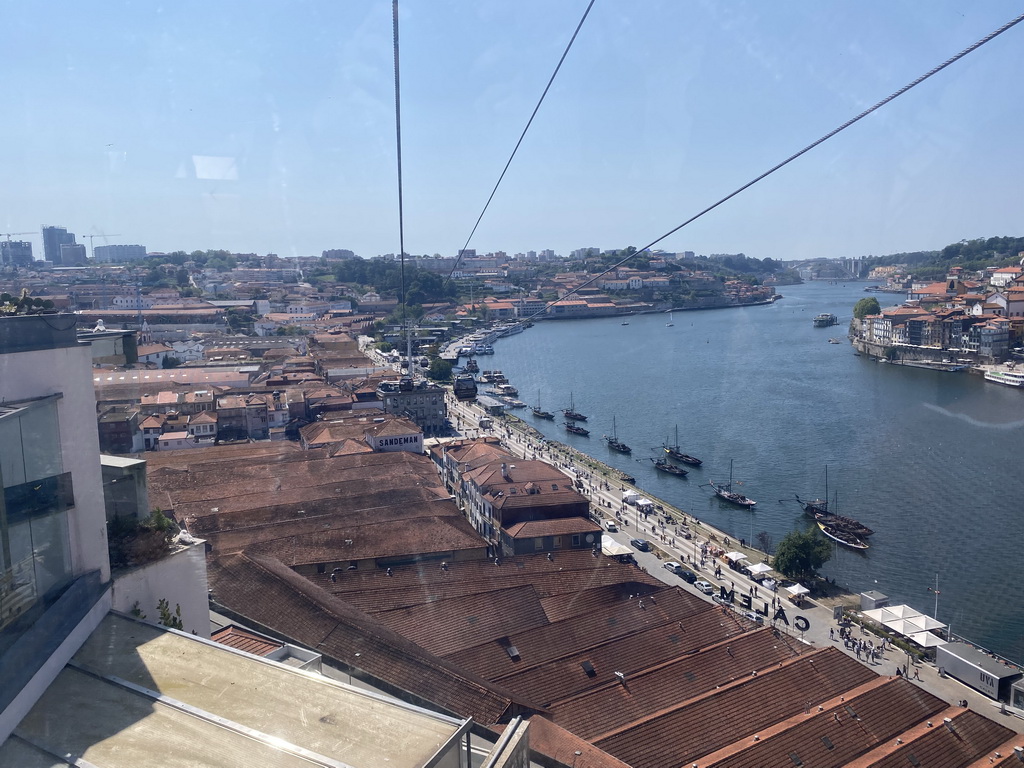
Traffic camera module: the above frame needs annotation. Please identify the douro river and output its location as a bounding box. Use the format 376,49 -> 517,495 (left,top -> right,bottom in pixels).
487,280 -> 1024,664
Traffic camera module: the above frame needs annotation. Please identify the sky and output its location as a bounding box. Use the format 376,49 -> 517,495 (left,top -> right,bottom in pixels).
2,1 -> 1023,262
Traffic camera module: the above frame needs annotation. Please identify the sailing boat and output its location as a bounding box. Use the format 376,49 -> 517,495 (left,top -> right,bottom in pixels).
664,424 -> 702,466
708,459 -> 756,508
563,392 -> 587,421
532,390 -> 555,420
816,490 -> 869,550
797,466 -> 874,537
604,415 -> 631,454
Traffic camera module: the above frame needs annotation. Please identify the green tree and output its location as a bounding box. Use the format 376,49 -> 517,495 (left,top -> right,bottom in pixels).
428,358 -> 453,382
853,297 -> 881,319
773,529 -> 832,583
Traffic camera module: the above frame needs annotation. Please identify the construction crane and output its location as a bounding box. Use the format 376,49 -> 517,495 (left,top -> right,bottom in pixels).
1,231 -> 33,242
81,233 -> 122,261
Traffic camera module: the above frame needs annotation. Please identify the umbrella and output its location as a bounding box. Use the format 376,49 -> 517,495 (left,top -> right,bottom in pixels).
747,562 -> 772,575
907,631 -> 947,648
724,551 -> 746,562
786,583 -> 809,596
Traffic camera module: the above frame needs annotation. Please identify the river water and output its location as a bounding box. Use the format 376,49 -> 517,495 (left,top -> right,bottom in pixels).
486,281 -> 1024,664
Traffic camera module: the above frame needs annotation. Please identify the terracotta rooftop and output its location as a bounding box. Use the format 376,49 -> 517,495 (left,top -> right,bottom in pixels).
207,553 -> 540,724
210,624 -> 283,657
502,516 -> 602,537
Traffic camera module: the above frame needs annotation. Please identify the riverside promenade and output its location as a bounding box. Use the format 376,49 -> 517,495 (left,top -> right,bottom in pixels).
442,392 -> 1024,733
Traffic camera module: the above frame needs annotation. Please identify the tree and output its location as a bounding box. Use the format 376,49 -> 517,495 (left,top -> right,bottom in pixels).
428,358 -> 453,382
162,355 -> 182,369
853,297 -> 881,319
772,528 -> 832,583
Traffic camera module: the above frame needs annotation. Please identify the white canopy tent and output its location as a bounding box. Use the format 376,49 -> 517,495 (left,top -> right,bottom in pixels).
883,604 -> 924,620
907,631 -> 948,648
786,583 -> 810,596
904,615 -> 946,632
747,562 -> 772,575
883,618 -> 924,635
862,605 -> 923,625
724,551 -> 747,563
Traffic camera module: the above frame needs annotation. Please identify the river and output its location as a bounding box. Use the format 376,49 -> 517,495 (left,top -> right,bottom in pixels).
484,281 -> 1024,664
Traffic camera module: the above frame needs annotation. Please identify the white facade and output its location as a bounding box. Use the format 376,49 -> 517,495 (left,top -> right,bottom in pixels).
110,540 -> 210,638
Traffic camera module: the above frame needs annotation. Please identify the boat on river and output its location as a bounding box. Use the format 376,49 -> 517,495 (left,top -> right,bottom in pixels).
707,460 -> 756,507
817,520 -> 869,550
604,415 -> 631,454
464,358 -> 479,373
564,422 -> 590,436
813,313 -> 839,327
796,467 -> 874,537
984,365 -> 1024,387
664,425 -> 702,466
651,457 -> 687,476
563,392 -> 588,421
532,390 -> 555,420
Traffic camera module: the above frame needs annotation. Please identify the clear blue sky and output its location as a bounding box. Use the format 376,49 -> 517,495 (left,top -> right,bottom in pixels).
2,1 -> 1022,262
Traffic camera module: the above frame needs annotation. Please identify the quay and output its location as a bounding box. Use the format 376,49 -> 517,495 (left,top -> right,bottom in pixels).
440,391 -> 1024,730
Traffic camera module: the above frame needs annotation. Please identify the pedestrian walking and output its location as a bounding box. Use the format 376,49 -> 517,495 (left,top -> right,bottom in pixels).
829,628 -> 835,641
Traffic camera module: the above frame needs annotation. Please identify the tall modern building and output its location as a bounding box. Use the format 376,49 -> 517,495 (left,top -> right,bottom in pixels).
40,226 -> 76,265
0,241 -> 33,267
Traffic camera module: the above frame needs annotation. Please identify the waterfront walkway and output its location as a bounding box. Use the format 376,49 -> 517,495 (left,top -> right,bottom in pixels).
442,393 -> 1024,733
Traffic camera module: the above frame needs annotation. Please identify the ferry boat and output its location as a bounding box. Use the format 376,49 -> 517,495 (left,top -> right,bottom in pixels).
813,313 -> 839,327
984,366 -> 1024,387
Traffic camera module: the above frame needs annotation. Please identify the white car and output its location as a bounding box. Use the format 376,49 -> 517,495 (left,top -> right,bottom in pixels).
663,561 -> 683,574
603,520 -> 618,533
694,580 -> 714,595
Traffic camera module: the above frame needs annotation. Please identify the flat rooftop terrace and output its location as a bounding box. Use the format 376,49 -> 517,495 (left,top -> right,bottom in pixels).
3,613 -> 469,768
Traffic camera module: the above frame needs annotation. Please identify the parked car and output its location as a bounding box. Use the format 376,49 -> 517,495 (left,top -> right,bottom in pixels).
603,519 -> 618,533
742,610 -> 765,625
629,538 -> 651,552
677,568 -> 698,584
694,580 -> 714,595
663,561 -> 683,574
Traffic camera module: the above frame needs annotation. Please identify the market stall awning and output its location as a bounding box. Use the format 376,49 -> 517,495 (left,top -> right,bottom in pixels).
786,583 -> 809,596
747,562 -> 772,575
724,551 -> 747,563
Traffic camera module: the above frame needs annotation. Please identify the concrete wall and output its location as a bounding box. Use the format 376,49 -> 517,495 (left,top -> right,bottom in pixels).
111,540 -> 211,638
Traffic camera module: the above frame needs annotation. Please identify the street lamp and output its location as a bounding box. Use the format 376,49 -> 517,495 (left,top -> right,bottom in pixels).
927,574 -> 940,620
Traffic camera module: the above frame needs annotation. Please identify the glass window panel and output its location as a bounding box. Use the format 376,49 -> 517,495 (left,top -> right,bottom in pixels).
20,403 -> 62,483
30,510 -> 71,600
0,417 -> 26,487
